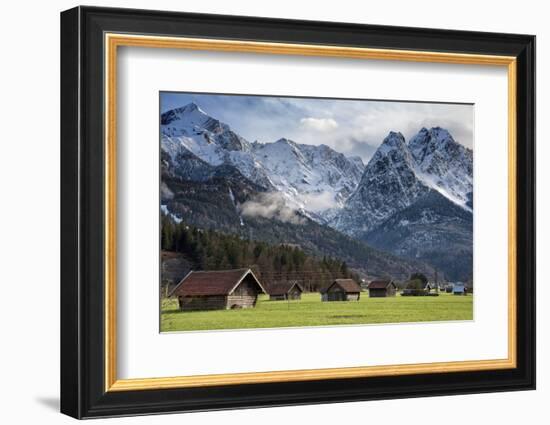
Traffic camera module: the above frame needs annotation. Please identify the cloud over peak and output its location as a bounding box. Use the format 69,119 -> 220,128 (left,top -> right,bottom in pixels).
299,117 -> 339,132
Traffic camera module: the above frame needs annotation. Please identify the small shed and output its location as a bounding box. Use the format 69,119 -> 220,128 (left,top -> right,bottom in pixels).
367,280 -> 397,297
267,281 -> 304,301
452,282 -> 466,295
425,282 -> 436,292
321,279 -> 362,302
169,268 -> 267,311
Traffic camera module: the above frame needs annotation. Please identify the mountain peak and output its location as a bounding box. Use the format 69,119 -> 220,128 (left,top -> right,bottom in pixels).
384,131 -> 406,145
375,131 -> 408,157
182,101 -> 200,111
407,126 -> 473,207
160,102 -> 210,126
275,137 -> 293,144
387,130 -> 404,138
172,101 -> 209,117
430,126 -> 452,139
412,125 -> 451,139
273,137 -> 300,150
409,126 -> 460,155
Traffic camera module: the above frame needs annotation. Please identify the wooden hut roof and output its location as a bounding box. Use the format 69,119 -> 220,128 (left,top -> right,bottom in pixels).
367,280 -> 395,289
324,279 -> 361,293
266,281 -> 304,296
170,269 -> 266,297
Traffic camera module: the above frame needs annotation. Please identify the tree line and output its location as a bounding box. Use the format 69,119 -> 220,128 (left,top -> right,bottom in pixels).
162,215 -> 358,291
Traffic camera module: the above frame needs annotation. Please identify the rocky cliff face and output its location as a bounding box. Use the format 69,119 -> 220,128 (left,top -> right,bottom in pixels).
330,131 -> 431,234
409,127 -> 473,207
331,127 -> 473,280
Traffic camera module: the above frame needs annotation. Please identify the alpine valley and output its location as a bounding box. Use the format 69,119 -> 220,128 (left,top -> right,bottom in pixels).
160,102 -> 473,281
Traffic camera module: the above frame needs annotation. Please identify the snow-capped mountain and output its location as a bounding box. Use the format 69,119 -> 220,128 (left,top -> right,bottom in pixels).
161,102 -> 251,152
409,127 -> 473,208
251,138 -> 364,216
332,127 -> 473,236
161,103 -> 364,219
161,102 -> 275,189
330,131 -> 432,234
330,127 -> 473,280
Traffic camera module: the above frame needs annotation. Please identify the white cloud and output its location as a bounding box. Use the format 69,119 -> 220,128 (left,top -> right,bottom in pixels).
299,117 -> 339,132
239,192 -> 306,225
302,191 -> 338,212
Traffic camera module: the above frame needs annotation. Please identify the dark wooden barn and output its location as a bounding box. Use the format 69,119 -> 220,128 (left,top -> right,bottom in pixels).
367,280 -> 397,297
267,281 -> 304,301
321,279 -> 362,302
169,268 -> 267,311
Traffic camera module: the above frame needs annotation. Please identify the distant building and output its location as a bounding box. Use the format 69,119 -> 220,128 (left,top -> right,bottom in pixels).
367,280 -> 397,297
267,281 -> 304,301
169,268 -> 266,311
321,279 -> 362,302
424,282 -> 436,292
452,282 -> 466,295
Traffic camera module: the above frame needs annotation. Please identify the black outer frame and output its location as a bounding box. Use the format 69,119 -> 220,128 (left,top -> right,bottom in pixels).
60,5 -> 536,419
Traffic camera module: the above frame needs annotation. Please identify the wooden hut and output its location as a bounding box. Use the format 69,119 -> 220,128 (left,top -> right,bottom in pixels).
321,279 -> 361,302
267,281 -> 304,301
169,268 -> 266,311
425,282 -> 436,292
367,280 -> 397,297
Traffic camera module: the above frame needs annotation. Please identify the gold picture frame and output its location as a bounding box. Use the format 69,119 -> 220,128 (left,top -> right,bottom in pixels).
104,33 -> 517,392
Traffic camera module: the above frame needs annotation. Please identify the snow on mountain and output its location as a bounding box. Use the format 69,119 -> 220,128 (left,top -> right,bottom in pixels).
161,102 -> 251,152
330,131 -> 431,234
299,144 -> 365,202
161,103 -> 365,221
251,138 -> 364,216
160,204 -> 182,224
408,127 -> 473,209
332,127 -> 473,235
161,102 -> 275,188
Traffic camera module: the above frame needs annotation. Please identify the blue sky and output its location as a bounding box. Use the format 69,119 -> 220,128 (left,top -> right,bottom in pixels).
161,92 -> 473,162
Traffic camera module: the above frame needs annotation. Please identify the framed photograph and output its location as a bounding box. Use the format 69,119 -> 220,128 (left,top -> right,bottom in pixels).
60,6 -> 535,419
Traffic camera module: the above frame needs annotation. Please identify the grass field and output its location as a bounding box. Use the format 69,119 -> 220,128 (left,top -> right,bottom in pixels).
160,292 -> 473,332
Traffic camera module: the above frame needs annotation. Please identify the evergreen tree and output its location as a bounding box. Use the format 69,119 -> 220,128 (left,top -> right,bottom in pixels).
161,218 -> 361,291
409,272 -> 428,286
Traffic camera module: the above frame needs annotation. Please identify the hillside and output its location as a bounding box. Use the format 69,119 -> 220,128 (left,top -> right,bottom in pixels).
161,220 -> 359,292
363,190 -> 473,280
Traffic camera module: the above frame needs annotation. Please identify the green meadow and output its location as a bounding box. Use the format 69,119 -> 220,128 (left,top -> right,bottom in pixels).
160,292 -> 473,332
